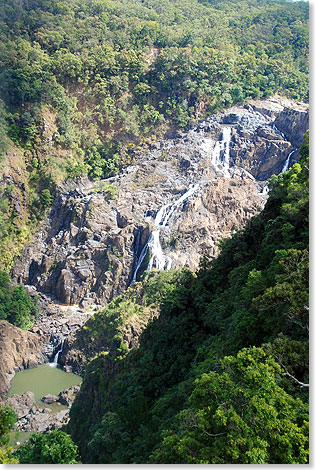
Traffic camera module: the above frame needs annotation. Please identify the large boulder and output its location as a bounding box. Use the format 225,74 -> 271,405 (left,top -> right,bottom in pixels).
58,385 -> 81,406
41,394 -> 59,404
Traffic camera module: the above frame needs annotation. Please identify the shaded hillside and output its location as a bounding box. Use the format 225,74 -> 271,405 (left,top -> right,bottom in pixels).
67,132 -> 309,463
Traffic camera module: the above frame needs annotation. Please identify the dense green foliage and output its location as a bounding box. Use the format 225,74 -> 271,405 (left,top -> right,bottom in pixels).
0,0 -> 308,169
68,134 -> 309,463
0,158 -> 57,270
0,405 -> 18,464
151,347 -> 308,464
0,405 -> 16,447
0,406 -> 78,464
0,270 -> 39,329
15,430 -> 79,464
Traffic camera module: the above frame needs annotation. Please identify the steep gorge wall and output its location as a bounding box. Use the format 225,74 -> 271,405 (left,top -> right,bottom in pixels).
10,96 -> 308,311
0,320 -> 45,398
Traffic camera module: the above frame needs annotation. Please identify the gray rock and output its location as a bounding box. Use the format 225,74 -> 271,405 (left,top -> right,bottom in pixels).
179,158 -> 191,170
6,392 -> 35,419
223,113 -> 241,124
77,268 -> 92,281
58,385 -> 80,406
274,107 -> 309,147
41,394 -> 59,404
56,270 -> 75,304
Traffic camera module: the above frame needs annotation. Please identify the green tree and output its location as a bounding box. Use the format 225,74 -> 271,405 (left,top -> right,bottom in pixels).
0,271 -> 11,321
151,347 -> 308,464
0,272 -> 39,329
0,405 -> 16,446
39,189 -> 53,209
0,447 -> 19,464
16,430 -> 79,464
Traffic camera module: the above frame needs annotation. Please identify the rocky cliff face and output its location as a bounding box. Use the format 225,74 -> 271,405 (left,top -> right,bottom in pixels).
0,320 -> 45,398
11,96 -> 308,312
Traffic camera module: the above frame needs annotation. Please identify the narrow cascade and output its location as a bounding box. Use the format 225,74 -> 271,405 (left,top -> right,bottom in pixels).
49,340 -> 64,368
281,150 -> 295,173
147,229 -> 171,271
262,149 -> 296,196
262,185 -> 269,196
131,184 -> 199,283
211,126 -> 232,177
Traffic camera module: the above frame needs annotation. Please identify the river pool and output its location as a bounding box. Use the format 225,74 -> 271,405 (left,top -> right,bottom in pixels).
8,364 -> 82,402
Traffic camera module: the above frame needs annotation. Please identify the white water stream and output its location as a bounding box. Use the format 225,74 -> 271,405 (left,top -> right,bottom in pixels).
131,184 -> 199,283
211,127 -> 232,177
132,129 -> 295,281
49,340 -> 64,367
281,150 -> 295,173
262,149 -> 296,196
200,126 -> 232,177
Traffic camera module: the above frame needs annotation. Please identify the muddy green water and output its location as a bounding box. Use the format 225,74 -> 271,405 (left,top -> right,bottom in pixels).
8,364 -> 82,402
9,431 -> 34,446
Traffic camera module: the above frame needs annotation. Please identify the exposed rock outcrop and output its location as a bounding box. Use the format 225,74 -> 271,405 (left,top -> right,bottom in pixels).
0,320 -> 44,398
6,392 -> 35,419
26,290 -> 96,360
11,97 -> 308,310
41,394 -> 59,404
3,386 -> 81,433
58,385 -> 80,407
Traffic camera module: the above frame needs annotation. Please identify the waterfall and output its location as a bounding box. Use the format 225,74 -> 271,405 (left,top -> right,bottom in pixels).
211,127 -> 232,177
222,127 -> 231,176
262,185 -> 269,196
147,229 -> 172,271
281,150 -> 295,173
131,184 -> 199,283
262,149 -> 296,196
49,340 -> 64,367
133,228 -> 142,264
131,243 -> 149,283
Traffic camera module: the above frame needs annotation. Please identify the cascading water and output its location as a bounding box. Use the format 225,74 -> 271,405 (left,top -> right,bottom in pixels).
281,150 -> 295,173
210,126 -> 232,177
131,184 -> 199,283
261,185 -> 269,196
262,149 -> 296,196
49,340 -> 64,367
